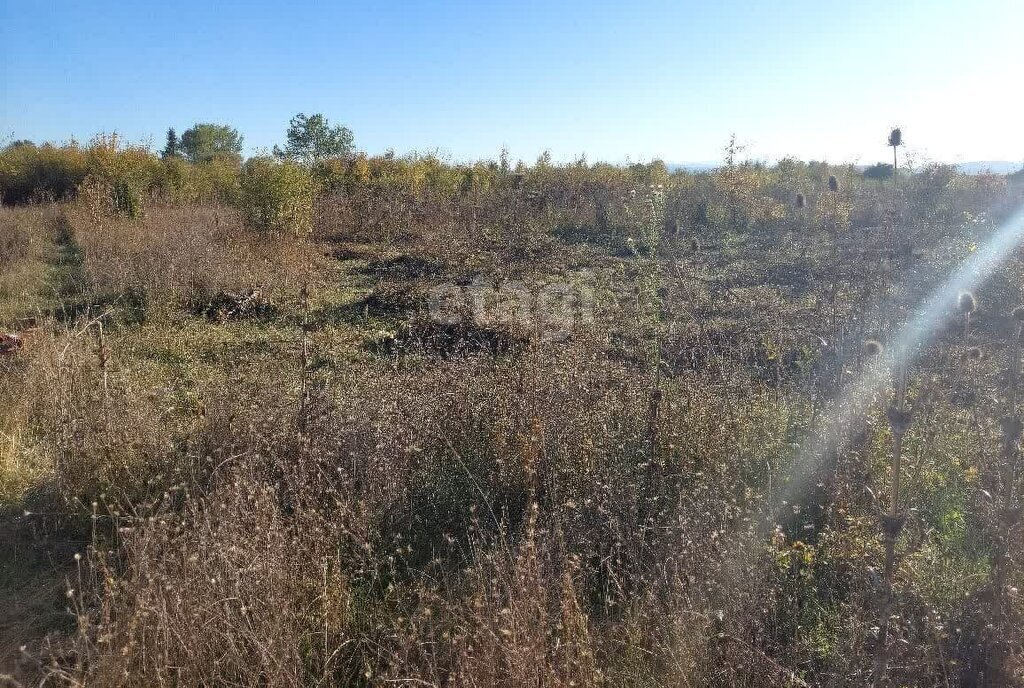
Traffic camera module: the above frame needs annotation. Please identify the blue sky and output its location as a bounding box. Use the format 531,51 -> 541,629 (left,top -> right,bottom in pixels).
1,0 -> 1022,165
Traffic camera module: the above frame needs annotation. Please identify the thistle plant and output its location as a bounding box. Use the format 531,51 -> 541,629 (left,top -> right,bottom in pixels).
953,292 -> 989,479
794,192 -> 808,257
873,356 -> 912,687
958,291 -> 976,344
298,282 -> 312,436
627,185 -> 666,471
93,321 -> 113,466
820,175 -> 844,239
818,174 -> 848,358
886,127 -> 904,262
624,183 -> 665,257
991,306 -> 1024,674
825,175 -> 843,242
888,128 -> 902,187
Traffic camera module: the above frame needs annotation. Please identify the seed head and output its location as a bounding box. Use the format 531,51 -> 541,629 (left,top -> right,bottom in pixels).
957,291 -> 977,315
888,128 -> 903,147
827,175 -> 839,193
960,346 -> 982,363
1000,415 -> 1023,443
951,389 -> 977,409
880,512 -> 907,539
864,339 -> 884,356
885,406 -> 912,434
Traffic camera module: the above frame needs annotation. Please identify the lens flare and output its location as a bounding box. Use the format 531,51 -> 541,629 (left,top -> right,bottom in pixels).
746,203 -> 1024,546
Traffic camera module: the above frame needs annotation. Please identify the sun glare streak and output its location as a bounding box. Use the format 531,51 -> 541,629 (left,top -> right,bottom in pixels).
763,203 -> 1024,537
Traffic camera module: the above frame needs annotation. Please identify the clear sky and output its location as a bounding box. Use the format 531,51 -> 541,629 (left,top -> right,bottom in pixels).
1,0 -> 1022,166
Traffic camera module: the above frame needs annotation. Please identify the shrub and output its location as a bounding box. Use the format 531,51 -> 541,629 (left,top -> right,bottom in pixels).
0,135 -> 161,214
110,180 -> 143,218
239,157 -> 318,234
0,141 -> 89,203
160,155 -> 240,205
311,156 -> 351,192
84,134 -> 161,186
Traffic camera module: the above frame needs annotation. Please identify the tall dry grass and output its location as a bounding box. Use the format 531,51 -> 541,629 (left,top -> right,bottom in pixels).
1,157 -> 1023,686
61,204 -> 319,319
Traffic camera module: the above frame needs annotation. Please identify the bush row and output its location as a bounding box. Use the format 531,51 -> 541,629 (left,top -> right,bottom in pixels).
3,137 -> 1018,237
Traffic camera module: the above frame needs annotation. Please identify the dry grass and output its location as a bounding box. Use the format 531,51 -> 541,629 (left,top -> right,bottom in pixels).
0,161 -> 1023,686
62,204 -> 323,322
0,205 -> 56,325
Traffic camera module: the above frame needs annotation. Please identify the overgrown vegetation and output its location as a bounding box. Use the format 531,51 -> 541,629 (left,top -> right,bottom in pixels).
1,125 -> 1023,686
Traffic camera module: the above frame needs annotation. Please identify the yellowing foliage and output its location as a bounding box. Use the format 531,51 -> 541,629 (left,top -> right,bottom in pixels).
240,157 -> 318,234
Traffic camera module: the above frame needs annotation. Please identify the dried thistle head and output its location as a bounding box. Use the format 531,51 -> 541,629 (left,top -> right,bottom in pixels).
957,291 -> 977,315
951,389 -> 978,409
960,346 -> 982,363
827,175 -> 839,193
864,339 -> 884,356
888,128 -> 903,147
795,192 -> 806,209
914,375 -> 938,411
1000,415 -> 1023,443
885,406 -> 912,434
880,512 -> 907,539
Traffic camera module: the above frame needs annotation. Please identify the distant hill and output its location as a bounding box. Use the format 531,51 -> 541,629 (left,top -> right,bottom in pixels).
954,161 -> 1023,175
666,162 -> 719,173
666,161 -> 1023,175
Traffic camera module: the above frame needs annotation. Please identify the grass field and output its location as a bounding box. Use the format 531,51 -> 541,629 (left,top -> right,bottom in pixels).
1,153 -> 1023,686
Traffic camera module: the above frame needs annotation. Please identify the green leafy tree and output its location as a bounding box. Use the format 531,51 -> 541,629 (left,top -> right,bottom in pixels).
161,128 -> 180,159
273,113 -> 354,164
180,123 -> 243,164
863,162 -> 894,182
3,140 -> 35,151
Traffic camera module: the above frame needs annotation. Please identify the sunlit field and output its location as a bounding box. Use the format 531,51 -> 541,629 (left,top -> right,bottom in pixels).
1,134 -> 1023,686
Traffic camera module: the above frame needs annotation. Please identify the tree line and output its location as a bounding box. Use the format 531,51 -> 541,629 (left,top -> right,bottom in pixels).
159,113 -> 354,165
